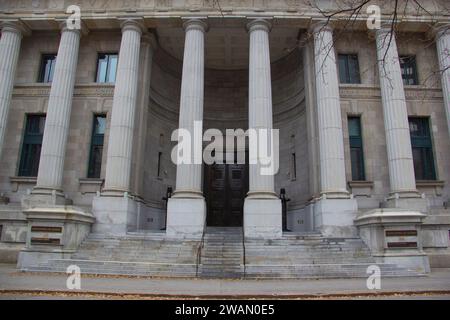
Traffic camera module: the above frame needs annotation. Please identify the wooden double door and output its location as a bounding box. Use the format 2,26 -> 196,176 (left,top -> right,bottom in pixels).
204,161 -> 248,227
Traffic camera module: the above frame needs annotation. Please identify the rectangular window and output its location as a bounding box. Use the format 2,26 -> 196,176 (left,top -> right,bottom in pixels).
96,53 -> 118,83
157,152 -> 162,177
87,115 -> 106,178
409,117 -> 436,180
18,115 -> 46,177
400,55 -> 418,85
38,54 -> 57,83
338,54 -> 361,84
348,116 -> 366,181
291,152 -> 297,180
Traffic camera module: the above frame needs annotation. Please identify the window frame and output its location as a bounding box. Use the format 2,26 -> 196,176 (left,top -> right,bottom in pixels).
87,114 -> 107,179
37,53 -> 57,83
18,114 -> 46,177
95,53 -> 118,83
399,55 -> 419,86
408,117 -> 437,181
347,116 -> 366,181
338,53 -> 361,84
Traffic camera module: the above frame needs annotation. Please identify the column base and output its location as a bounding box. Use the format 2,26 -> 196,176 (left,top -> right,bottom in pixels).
244,198 -> 282,239
314,198 -> 358,237
92,195 -> 138,236
385,192 -> 428,213
166,197 -> 206,239
22,188 -> 71,208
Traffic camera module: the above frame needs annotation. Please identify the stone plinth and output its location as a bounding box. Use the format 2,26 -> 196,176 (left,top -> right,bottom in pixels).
244,198 -> 282,239
17,206 -> 94,269
355,209 -> 430,273
313,198 -> 358,237
166,197 -> 206,239
92,195 -> 137,236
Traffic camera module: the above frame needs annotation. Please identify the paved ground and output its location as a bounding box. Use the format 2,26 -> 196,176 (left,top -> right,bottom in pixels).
0,264 -> 449,299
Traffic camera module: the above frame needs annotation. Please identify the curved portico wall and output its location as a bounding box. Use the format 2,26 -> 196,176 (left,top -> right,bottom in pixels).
142,47 -> 308,230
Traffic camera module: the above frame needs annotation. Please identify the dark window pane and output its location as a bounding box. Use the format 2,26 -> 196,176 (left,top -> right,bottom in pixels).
88,145 -> 103,178
348,117 -> 361,137
338,55 -> 348,83
348,116 -> 365,181
38,54 -> 57,83
351,147 -> 365,181
338,54 -> 360,84
400,56 -> 418,85
348,55 -> 361,84
19,115 -> 45,177
409,117 -> 436,180
88,115 -> 106,178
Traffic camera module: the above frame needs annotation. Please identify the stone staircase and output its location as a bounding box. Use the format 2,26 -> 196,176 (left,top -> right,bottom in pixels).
21,229 -> 423,279
244,233 -> 418,278
23,232 -> 200,277
197,227 -> 244,278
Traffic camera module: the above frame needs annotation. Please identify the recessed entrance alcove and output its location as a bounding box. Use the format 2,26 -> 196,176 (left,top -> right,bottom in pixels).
142,21 -> 308,232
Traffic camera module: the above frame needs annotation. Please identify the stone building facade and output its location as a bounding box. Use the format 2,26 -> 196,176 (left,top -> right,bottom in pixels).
0,0 -> 449,277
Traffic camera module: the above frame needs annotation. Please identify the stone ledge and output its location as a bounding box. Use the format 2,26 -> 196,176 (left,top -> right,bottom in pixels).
423,214 -> 450,225
416,180 -> 445,188
23,206 -> 95,224
9,176 -> 37,193
348,180 -> 374,198
354,209 -> 426,226
79,178 -> 104,194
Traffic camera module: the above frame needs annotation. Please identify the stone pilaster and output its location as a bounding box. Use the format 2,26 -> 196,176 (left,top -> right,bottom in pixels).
309,22 -> 357,237
33,22 -> 82,201
103,20 -> 144,194
435,25 -> 450,139
166,18 -> 208,238
375,28 -> 420,198
0,22 -> 28,163
92,19 -> 146,236
243,19 -> 282,239
312,23 -> 349,198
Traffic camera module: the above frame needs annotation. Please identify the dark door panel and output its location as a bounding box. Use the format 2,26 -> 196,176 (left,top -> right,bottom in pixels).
204,158 -> 248,227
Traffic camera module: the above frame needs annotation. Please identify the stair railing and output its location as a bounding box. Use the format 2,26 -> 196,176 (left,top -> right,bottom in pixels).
241,225 -> 246,279
195,221 -> 207,277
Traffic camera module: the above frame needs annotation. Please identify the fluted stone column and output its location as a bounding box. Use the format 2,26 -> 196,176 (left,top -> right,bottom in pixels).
166,19 -> 207,239
310,22 -> 357,237
33,22 -> 82,201
435,25 -> 450,139
92,20 -> 145,235
312,23 -> 348,198
103,20 -> 143,194
243,19 -> 282,239
0,22 -> 27,163
375,28 -> 421,206
172,19 -> 207,199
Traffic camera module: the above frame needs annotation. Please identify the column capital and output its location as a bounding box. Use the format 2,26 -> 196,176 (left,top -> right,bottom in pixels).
57,19 -> 89,36
120,18 -> 146,35
182,18 -> 208,33
246,18 -> 272,33
309,21 -> 333,35
0,20 -> 31,37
